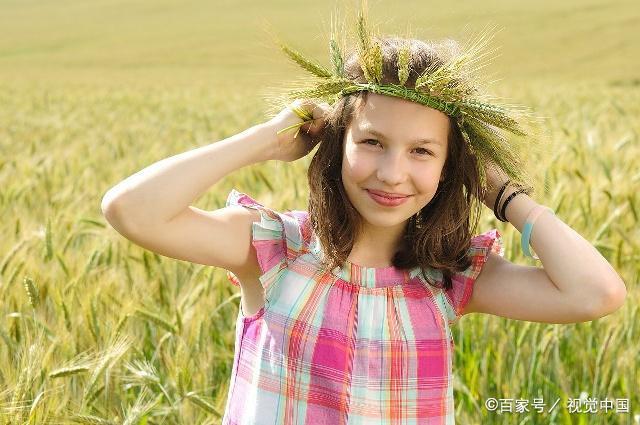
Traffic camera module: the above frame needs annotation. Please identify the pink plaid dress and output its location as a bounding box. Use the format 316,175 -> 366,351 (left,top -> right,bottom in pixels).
222,189 -> 503,424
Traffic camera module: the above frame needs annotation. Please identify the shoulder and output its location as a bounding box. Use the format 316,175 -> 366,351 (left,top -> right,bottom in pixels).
225,189 -> 314,260
432,229 -> 504,326
284,210 -> 312,241
469,229 -> 503,256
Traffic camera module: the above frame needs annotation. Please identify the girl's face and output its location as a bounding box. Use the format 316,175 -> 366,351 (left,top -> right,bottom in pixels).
341,93 -> 450,234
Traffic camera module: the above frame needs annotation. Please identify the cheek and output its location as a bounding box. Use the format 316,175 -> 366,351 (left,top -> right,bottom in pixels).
413,167 -> 443,197
342,144 -> 374,182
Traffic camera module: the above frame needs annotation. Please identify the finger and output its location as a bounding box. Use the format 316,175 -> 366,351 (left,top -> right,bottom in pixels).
288,99 -> 313,122
305,102 -> 331,134
298,99 -> 319,118
312,102 -> 331,119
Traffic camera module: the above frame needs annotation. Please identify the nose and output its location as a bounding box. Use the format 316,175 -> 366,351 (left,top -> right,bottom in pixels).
376,151 -> 408,186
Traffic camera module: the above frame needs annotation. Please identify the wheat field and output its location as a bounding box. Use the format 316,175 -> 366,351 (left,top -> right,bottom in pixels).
1,0 -> 639,423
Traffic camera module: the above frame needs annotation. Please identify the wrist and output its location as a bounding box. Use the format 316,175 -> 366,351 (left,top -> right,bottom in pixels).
499,186 -> 527,222
494,181 -> 534,220
246,122 -> 280,162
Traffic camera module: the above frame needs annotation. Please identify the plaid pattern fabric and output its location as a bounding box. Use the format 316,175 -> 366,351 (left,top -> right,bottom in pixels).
223,189 -> 503,424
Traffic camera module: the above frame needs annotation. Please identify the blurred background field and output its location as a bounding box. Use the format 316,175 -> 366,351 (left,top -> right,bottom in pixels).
0,0 -> 638,423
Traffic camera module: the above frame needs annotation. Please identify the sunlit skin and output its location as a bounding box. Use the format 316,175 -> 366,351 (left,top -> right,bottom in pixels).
341,93 -> 450,267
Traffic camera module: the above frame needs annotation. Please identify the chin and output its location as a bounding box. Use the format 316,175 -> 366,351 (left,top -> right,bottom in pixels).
357,208 -> 413,228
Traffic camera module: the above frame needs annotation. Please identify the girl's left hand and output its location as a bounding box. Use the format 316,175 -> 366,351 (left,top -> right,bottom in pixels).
481,162 -> 510,210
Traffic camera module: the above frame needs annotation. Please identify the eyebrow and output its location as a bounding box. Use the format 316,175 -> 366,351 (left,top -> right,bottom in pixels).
359,126 -> 443,147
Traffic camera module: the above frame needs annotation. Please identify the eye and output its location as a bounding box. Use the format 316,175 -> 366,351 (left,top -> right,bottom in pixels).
361,139 -> 434,157
413,147 -> 434,156
362,139 -> 380,146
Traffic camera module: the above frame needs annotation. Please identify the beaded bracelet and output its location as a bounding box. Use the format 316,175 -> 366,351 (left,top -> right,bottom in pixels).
521,205 -> 555,259
491,181 -> 552,259
495,182 -> 533,221
499,187 -> 529,222
493,180 -> 511,222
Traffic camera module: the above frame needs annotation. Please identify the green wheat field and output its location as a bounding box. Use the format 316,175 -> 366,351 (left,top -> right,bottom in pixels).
1,0 -> 638,423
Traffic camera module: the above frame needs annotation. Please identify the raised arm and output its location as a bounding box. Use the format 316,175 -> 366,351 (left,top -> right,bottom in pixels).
100,100 -> 327,278
463,167 -> 627,324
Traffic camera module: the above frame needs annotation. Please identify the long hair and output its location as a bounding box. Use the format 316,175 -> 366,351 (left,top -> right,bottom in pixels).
307,37 -> 486,290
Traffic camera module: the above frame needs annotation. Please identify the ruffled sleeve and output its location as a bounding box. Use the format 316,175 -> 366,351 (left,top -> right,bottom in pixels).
441,229 -> 504,326
224,189 -> 305,291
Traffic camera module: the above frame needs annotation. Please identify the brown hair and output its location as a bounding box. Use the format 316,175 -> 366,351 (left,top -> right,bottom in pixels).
307,36 -> 487,291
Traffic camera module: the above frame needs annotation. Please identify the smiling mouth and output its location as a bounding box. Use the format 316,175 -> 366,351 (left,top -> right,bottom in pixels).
365,189 -> 412,199
365,189 -> 413,207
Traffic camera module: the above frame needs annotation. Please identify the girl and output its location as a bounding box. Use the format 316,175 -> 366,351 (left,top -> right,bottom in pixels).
102,30 -> 626,425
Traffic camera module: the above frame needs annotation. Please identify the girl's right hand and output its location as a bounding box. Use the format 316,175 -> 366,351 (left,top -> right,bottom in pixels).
265,99 -> 331,163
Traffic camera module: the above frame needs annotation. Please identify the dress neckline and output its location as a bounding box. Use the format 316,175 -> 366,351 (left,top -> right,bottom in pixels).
297,210 -> 442,289
308,232 -> 427,289
331,258 -> 413,289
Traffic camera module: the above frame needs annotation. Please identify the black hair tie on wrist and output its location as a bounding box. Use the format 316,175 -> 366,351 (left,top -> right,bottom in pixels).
499,187 -> 528,222
493,180 -> 511,222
